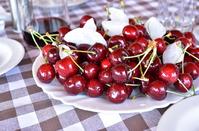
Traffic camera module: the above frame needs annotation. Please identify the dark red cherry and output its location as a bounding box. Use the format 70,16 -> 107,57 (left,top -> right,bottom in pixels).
98,69 -> 113,84
184,55 -> 194,63
154,38 -> 167,54
64,74 -> 87,95
187,47 -> 199,59
135,24 -> 147,37
55,56 -> 78,78
101,58 -> 112,70
169,30 -> 183,39
106,83 -> 128,103
87,43 -> 108,62
58,26 -> 71,39
184,62 -> 199,80
184,32 -> 196,47
127,61 -> 141,78
79,15 -> 95,27
174,73 -> 193,92
56,74 -> 67,85
109,48 -> 129,65
111,64 -> 128,83
177,37 -> 194,47
135,37 -> 149,50
158,64 -> 179,84
77,44 -> 91,62
147,80 -> 167,100
122,25 -> 139,41
42,44 -> 56,58
140,73 -> 155,94
87,79 -> 104,97
47,47 -> 60,64
37,63 -> 55,83
83,63 -> 99,79
128,42 -> 144,56
108,35 -> 127,48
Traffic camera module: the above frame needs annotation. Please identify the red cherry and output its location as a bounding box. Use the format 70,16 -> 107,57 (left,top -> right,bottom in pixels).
140,73 -> 155,94
42,44 -> 56,58
177,37 -> 194,47
128,42 -> 145,56
174,73 -> 193,92
98,69 -> 113,84
79,15 -> 95,28
83,63 -> 99,79
195,61 -> 199,68
169,30 -> 183,39
58,26 -> 71,39
37,63 -> 55,83
109,48 -> 129,65
187,47 -> 199,59
87,43 -> 108,62
135,37 -> 149,50
77,44 -> 91,62
158,64 -> 179,84
47,47 -> 60,64
122,25 -> 139,41
87,79 -> 104,97
56,74 -> 67,85
101,58 -> 112,70
147,80 -> 167,100
134,24 -> 147,37
127,61 -> 141,78
108,35 -> 128,48
154,38 -> 167,54
184,55 -> 194,63
184,62 -> 199,80
184,32 -> 196,47
64,74 -> 87,95
106,83 -> 128,103
111,64 -> 128,83
55,56 -> 78,78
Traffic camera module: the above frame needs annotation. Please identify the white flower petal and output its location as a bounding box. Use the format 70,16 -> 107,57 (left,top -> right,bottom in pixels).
145,17 -> 166,40
58,44 -> 71,59
109,7 -> 129,23
102,21 -> 128,36
83,18 -> 97,31
163,42 -> 184,64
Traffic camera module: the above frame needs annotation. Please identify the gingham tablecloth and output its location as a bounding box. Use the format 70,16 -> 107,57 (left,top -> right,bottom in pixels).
0,0 -> 198,131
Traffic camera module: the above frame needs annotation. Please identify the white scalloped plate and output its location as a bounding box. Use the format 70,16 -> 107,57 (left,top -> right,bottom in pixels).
32,54 -> 199,113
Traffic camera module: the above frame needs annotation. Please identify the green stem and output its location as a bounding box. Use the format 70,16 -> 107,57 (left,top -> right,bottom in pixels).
30,32 -> 41,51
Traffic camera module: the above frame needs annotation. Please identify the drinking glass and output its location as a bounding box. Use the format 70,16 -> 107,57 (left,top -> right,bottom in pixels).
18,0 -> 70,46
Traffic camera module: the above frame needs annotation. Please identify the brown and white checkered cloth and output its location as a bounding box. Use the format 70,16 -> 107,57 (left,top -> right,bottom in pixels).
0,0 -> 198,131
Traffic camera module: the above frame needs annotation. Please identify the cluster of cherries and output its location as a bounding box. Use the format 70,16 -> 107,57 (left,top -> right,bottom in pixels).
36,15 -> 199,103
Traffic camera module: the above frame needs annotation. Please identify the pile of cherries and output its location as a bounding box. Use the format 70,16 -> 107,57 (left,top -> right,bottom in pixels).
36,15 -> 199,103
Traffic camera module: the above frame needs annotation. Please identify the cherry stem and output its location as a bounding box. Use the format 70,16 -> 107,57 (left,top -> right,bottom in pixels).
177,79 -> 192,95
68,55 -> 84,72
30,31 -> 41,51
166,90 -> 189,97
132,77 -> 149,82
34,31 -> 48,45
46,32 -> 55,43
181,45 -> 190,73
64,49 -> 96,54
185,51 -> 199,62
125,83 -> 140,87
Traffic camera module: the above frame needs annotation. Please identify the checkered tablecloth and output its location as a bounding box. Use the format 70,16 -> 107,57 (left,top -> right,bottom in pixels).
0,0 -> 198,131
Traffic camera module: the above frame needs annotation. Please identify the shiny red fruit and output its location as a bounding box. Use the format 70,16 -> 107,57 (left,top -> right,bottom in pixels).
135,37 -> 149,49
79,15 -> 95,28
147,80 -> 167,100
140,73 -> 155,94
128,61 -> 141,78
64,74 -> 87,95
122,25 -> 139,41
128,42 -> 145,56
56,74 -> 67,85
169,30 -> 183,39
188,47 -> 199,59
37,63 -> 55,83
184,32 -> 196,47
101,58 -> 112,70
58,26 -> 71,39
87,79 -> 104,97
42,44 -> 56,58
158,64 -> 179,84
106,83 -> 128,103
111,64 -> 128,83
177,37 -> 194,47
174,73 -> 193,92
98,69 -> 113,84
109,48 -> 129,65
154,38 -> 167,54
108,35 -> 127,48
83,63 -> 99,79
47,47 -> 60,64
184,62 -> 199,80
135,24 -> 147,37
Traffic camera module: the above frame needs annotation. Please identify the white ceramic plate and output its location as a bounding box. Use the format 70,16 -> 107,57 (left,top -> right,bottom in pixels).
157,95 -> 199,131
0,38 -> 25,75
68,0 -> 87,7
32,54 -> 199,113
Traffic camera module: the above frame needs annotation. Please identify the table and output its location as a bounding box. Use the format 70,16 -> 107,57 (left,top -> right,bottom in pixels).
0,0 -> 198,131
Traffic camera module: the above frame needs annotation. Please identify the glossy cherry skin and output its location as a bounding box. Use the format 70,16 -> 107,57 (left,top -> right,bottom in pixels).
55,56 -> 78,78
79,15 -> 94,27
127,61 -> 141,78
87,43 -> 108,62
101,58 -> 112,70
174,73 -> 193,92
135,24 -> 147,37
86,79 -> 104,97
184,62 -> 199,80
108,35 -> 127,48
98,69 -> 113,84
128,42 -> 144,56
83,63 -> 99,79
147,80 -> 167,100
154,38 -> 167,55
77,44 -> 91,62
42,44 -> 56,58
56,74 -> 67,85
64,74 -> 87,95
184,32 -> 196,47
106,83 -> 128,103
37,63 -> 55,83
58,26 -> 71,39
139,73 -> 155,94
47,47 -> 60,64
135,37 -> 149,50
158,64 -> 179,84
122,25 -> 139,41
177,37 -> 194,48
111,64 -> 128,83
188,47 -> 199,59
184,55 -> 194,63
109,48 -> 129,65
169,29 -> 183,39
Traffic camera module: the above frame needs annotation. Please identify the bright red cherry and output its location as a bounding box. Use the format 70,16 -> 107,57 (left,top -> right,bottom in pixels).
108,35 -> 127,48
111,64 -> 128,83
122,25 -> 139,41
174,73 -> 193,92
184,62 -> 199,80
106,83 -> 128,103
42,44 -> 56,58
158,64 -> 179,84
87,43 -> 108,62
79,15 -> 95,28
47,47 -> 60,64
147,80 -> 167,100
37,63 -> 55,83
135,24 -> 147,37
101,58 -> 112,70
154,38 -> 167,54
58,26 -> 71,39
109,48 -> 129,65
98,69 -> 113,84
55,56 -> 78,78
184,32 -> 196,47
135,37 -> 149,50
64,74 -> 87,95
87,79 -> 104,97
188,47 -> 199,59
83,63 -> 99,79
128,42 -> 145,56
